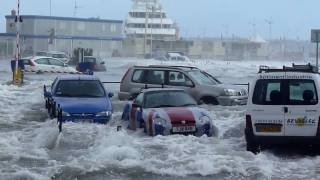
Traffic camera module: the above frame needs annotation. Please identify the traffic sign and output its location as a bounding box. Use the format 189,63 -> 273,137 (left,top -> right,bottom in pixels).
311,29 -> 320,42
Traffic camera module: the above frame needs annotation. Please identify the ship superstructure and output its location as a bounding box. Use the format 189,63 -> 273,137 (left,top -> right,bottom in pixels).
125,0 -> 178,41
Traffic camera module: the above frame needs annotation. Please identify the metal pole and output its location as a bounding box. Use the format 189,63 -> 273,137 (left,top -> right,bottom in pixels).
16,0 -> 21,69
50,0 -> 52,16
100,40 -> 102,57
13,0 -> 23,84
316,33 -> 319,69
144,2 -> 148,57
70,39 -> 73,56
150,6 -> 153,58
6,39 -> 9,60
317,42 -> 319,69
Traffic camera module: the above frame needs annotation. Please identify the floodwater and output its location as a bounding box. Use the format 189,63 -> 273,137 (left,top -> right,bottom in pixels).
0,58 -> 319,180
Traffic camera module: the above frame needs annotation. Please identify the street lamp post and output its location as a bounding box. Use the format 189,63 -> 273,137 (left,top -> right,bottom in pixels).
144,2 -> 149,58
265,18 -> 273,41
249,22 -> 256,36
150,6 -> 156,58
221,24 -> 229,39
265,18 -> 273,59
50,0 -> 52,16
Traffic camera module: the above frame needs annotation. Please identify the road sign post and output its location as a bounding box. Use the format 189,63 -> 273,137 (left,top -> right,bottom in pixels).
316,32 -> 319,68
311,29 -> 320,70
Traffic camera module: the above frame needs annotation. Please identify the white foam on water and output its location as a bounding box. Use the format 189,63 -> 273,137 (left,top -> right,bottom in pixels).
1,58 -> 319,179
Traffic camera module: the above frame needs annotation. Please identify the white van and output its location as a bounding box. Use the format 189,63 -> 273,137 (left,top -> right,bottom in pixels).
245,64 -> 320,153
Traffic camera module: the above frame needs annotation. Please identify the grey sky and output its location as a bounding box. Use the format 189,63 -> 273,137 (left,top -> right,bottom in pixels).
1,0 -> 319,40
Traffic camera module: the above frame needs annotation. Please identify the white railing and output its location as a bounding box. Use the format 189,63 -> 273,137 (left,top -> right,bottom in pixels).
125,28 -> 176,35
126,17 -> 173,24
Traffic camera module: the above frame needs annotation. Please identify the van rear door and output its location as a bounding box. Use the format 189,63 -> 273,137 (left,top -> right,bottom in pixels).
284,78 -> 319,136
250,79 -> 285,136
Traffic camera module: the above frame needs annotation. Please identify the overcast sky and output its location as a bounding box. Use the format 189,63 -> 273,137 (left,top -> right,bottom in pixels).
1,0 -> 319,40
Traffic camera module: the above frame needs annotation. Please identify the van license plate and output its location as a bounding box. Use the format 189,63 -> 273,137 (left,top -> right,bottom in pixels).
172,126 -> 196,133
256,125 -> 281,132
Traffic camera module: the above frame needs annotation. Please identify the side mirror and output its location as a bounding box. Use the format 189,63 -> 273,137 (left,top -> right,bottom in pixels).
132,103 -> 141,108
43,85 -> 52,97
129,93 -> 138,100
198,99 -> 204,105
108,92 -> 114,98
185,80 -> 194,87
45,91 -> 52,98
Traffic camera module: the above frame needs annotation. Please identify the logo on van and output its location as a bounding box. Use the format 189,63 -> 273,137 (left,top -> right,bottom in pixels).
287,117 -> 316,127
296,117 -> 305,127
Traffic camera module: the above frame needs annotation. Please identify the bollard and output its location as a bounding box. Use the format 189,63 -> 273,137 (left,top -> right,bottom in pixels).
43,85 -> 46,96
47,98 -> 51,113
57,104 -> 60,124
11,60 -> 24,85
57,104 -> 62,133
52,101 -> 56,118
45,99 -> 48,109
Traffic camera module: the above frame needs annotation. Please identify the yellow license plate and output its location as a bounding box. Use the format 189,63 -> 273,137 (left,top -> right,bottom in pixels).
256,125 -> 281,132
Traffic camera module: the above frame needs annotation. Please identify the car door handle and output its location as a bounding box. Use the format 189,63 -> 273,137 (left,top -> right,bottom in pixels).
284,107 -> 288,113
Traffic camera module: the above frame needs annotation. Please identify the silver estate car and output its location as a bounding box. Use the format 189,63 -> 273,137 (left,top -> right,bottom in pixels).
119,65 -> 248,106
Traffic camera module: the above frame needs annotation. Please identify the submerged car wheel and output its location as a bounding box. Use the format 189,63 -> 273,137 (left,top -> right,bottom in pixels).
245,128 -> 260,154
246,141 -> 259,154
201,97 -> 219,105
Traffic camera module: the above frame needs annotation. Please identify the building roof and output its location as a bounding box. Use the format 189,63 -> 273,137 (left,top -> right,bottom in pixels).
5,15 -> 123,24
0,33 -> 123,41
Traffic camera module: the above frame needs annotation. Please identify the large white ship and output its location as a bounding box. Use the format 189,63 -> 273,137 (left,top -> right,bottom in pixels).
124,0 -> 178,41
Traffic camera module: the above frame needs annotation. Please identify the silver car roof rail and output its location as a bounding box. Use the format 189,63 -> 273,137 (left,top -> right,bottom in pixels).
258,63 -> 319,74
149,65 -> 199,69
139,83 -> 166,92
133,65 -> 199,70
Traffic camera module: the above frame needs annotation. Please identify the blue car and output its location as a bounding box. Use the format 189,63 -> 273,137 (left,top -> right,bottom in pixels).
44,75 -> 114,124
76,56 -> 106,73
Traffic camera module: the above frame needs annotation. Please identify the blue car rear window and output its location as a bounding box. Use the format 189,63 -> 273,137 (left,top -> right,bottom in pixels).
55,80 -> 105,97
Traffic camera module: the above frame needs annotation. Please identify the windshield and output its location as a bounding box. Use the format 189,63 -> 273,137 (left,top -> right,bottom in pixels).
144,91 -> 197,108
55,80 -> 105,97
52,54 -> 67,58
188,70 -> 220,85
83,57 -> 97,63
